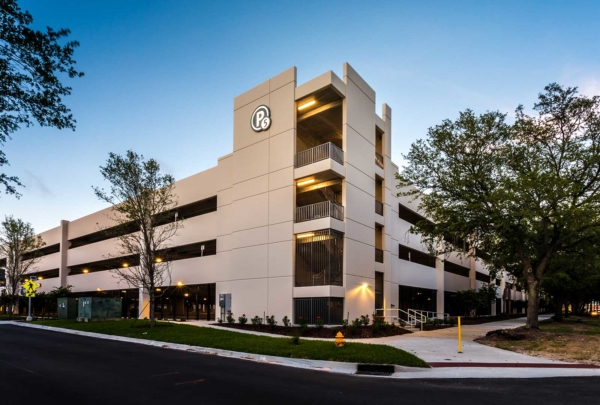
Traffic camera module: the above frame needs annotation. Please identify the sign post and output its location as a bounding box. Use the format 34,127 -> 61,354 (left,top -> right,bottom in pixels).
22,277 -> 40,321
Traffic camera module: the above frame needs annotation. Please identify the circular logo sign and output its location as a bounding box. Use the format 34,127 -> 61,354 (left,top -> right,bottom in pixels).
251,105 -> 271,132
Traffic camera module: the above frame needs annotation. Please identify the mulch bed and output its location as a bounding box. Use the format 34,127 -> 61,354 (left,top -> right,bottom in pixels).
476,326 -> 542,342
211,323 -> 412,339
457,314 -> 526,326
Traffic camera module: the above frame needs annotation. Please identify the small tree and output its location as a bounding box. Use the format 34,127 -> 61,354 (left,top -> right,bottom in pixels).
93,151 -> 182,327
0,216 -> 44,315
0,0 -> 84,197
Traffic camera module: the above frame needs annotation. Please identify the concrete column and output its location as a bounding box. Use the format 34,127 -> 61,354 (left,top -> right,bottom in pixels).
436,250 -> 445,314
469,255 -> 476,290
138,287 -> 150,319
59,220 -> 69,287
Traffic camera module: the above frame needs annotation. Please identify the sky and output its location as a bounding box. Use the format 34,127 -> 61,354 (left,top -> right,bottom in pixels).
2,0 -> 600,233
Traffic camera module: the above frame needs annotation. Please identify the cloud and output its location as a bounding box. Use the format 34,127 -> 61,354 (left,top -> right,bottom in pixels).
580,78 -> 600,98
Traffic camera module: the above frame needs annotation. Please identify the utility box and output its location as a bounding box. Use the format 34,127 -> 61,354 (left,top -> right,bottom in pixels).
77,297 -> 123,322
219,293 -> 231,320
57,297 -> 78,320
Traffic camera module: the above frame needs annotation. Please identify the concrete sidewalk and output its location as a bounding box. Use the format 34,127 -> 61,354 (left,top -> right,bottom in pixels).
356,315 -> 561,365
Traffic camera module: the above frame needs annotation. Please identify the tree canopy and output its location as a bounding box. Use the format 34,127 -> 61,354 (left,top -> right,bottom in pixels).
0,0 -> 83,197
397,83 -> 600,329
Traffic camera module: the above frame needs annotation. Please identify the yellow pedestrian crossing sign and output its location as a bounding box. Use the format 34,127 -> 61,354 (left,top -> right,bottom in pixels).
22,279 -> 40,298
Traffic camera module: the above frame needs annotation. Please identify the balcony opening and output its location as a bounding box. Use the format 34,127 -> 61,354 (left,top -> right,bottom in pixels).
375,128 -> 384,169
295,229 -> 344,287
375,224 -> 384,263
296,180 -> 343,222
296,86 -> 343,168
375,178 -> 383,215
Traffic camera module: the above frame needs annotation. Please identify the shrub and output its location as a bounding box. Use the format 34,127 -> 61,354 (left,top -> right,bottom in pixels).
372,314 -> 390,333
351,318 -> 363,328
266,315 -> 277,329
238,314 -> 248,325
217,317 -> 223,324
341,318 -> 349,328
226,312 -> 235,324
251,316 -> 263,326
292,332 -> 300,345
282,315 -> 291,327
399,320 -> 406,327
298,316 -> 308,328
315,316 -> 324,329
361,314 -> 370,327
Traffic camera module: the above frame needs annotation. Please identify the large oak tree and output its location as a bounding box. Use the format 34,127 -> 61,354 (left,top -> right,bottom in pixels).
397,84 -> 600,329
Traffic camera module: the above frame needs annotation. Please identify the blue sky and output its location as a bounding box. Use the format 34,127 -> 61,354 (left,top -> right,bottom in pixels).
3,0 -> 600,232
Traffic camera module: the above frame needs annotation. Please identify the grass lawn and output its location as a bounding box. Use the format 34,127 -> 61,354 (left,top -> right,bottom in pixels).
476,316 -> 600,365
34,319 -> 429,368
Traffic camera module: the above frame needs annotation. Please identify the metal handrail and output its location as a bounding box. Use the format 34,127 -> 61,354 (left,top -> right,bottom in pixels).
295,201 -> 344,223
374,308 -> 449,331
375,152 -> 384,169
295,142 -> 344,168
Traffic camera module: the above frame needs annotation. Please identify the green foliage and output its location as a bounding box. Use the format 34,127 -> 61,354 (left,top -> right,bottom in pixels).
266,315 -> 277,329
226,312 -> 235,324
282,315 -> 291,327
35,319 -> 430,368
0,0 -> 83,197
315,316 -> 324,329
341,318 -> 349,328
250,315 -> 263,326
453,283 -> 498,317
397,84 -> 600,328
360,314 -> 370,327
238,314 -> 248,325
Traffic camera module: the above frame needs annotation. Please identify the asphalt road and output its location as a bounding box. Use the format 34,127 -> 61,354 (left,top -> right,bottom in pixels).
0,325 -> 598,405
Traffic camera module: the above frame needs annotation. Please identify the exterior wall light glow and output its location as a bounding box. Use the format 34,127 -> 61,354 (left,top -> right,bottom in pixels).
156,288 -> 161,292
297,179 -> 315,187
155,258 -> 162,263
184,293 -> 189,297
96,288 -> 102,292
297,100 -> 316,110
82,269 -> 89,274
296,232 -> 315,239
122,263 -> 129,268
38,276 -> 43,280
177,281 -> 184,287
362,282 -> 369,289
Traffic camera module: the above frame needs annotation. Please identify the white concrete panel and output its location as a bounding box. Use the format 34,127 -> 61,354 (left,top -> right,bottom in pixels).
216,204 -> 233,236
294,159 -> 345,180
67,271 -> 130,293
67,238 -> 123,267
216,154 -> 233,191
269,66 -> 296,93
233,175 -> 268,201
170,213 -> 218,246
343,63 -> 376,103
345,163 -> 375,197
232,225 -> 268,249
230,244 -> 268,280
444,272 -> 470,292
345,125 -> 375,179
170,256 -> 219,286
217,188 -> 233,207
345,238 -> 375,278
295,70 -> 345,100
234,78 -> 269,111
269,167 -> 293,191
269,82 -> 295,137
217,235 -> 232,253
268,276 -> 293,321
268,240 -> 293,277
345,274 -> 375,320
344,81 -> 376,146
269,129 -> 294,173
232,192 -> 269,232
293,285 -> 345,298
229,278 -> 268,320
391,259 -> 438,290
269,222 -> 293,243
345,182 -> 374,228
174,167 -> 219,206
345,218 -> 374,247
35,252 -> 61,272
268,186 -> 294,225
232,139 -> 269,184
293,217 -> 344,235
38,226 -> 62,247
445,252 -> 471,268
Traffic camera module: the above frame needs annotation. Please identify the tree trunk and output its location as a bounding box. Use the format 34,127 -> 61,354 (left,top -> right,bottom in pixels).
525,277 -> 540,329
149,294 -> 155,328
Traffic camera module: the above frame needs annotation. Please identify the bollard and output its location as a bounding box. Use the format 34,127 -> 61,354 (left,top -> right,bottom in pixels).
458,316 -> 463,353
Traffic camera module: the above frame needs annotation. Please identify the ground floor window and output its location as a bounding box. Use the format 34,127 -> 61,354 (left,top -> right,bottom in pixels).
154,283 -> 215,321
375,272 -> 384,314
293,297 -> 343,325
398,285 -> 436,319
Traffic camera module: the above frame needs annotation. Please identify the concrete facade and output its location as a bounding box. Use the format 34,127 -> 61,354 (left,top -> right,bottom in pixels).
2,63 -> 525,323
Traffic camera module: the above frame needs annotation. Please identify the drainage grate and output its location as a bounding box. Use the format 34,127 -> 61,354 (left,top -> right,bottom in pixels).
356,364 -> 395,376
356,370 -> 393,376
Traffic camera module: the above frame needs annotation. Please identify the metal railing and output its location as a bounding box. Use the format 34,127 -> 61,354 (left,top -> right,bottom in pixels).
295,201 -> 344,223
375,248 -> 384,263
375,200 -> 383,215
375,308 -> 449,330
295,142 -> 344,168
375,152 -> 384,169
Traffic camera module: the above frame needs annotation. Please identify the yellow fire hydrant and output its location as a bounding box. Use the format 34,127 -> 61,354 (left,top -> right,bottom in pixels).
335,331 -> 345,347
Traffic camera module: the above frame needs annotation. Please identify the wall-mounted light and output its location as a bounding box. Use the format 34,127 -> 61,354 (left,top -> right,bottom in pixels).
362,282 -> 369,289
122,290 -> 127,293
184,293 -> 189,297
296,232 -> 314,239
38,276 -> 43,280
82,269 -> 89,274
297,100 -> 316,110
156,288 -> 161,292
96,288 -> 102,292
177,281 -> 184,287
297,179 -> 315,187
122,263 -> 129,268
155,258 -> 162,263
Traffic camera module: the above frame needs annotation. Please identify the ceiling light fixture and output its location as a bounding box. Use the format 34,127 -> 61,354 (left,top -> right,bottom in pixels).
296,232 -> 315,239
298,100 -> 316,110
297,179 -> 315,187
